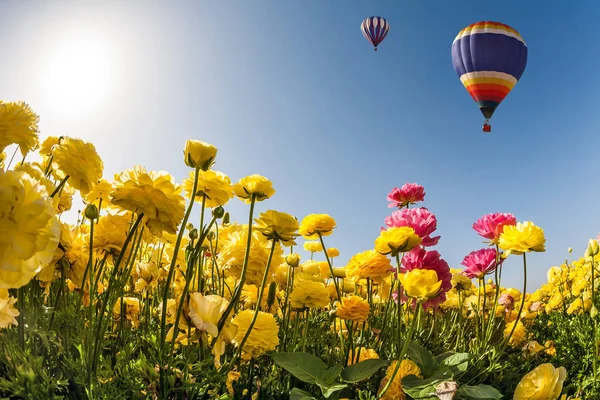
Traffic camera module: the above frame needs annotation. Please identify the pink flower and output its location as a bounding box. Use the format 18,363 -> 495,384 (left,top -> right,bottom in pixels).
384,207 -> 440,247
387,183 -> 425,208
461,248 -> 503,279
499,293 -> 515,311
398,247 -> 452,310
472,213 -> 517,242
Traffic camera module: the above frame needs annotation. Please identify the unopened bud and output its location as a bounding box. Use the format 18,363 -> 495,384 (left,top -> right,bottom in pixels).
568,247 -> 573,253
286,253 -> 301,268
267,282 -> 277,309
591,305 -> 598,319
223,212 -> 230,225
206,231 -> 215,241
588,239 -> 600,257
212,206 -> 225,219
84,204 -> 99,220
189,228 -> 198,240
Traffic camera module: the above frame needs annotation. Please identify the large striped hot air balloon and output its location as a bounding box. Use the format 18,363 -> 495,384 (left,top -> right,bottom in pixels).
361,16 -> 390,51
451,21 -> 528,132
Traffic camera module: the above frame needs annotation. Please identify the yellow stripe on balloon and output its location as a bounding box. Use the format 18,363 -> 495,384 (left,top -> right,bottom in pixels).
460,71 -> 518,85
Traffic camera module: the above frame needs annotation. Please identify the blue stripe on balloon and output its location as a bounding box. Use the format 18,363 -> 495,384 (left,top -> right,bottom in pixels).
451,33 -> 528,79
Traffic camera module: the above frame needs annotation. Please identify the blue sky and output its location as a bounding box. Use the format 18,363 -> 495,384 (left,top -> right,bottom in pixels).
1,1 -> 599,292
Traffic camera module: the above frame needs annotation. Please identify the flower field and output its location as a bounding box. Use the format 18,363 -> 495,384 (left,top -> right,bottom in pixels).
1,101 -> 598,399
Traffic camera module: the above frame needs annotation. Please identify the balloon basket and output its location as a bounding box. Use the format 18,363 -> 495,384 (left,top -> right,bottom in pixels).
482,122 -> 491,132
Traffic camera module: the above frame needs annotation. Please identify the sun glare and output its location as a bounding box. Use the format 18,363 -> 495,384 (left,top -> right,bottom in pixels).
40,38 -> 112,117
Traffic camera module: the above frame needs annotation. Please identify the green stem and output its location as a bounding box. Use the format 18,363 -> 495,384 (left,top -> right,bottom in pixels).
227,240 -> 277,367
17,286 -> 25,350
49,175 -> 70,198
378,301 -> 422,399
216,195 -> 257,333
502,253 -> 527,349
592,255 -> 597,389
159,167 -> 200,359
318,233 -> 341,301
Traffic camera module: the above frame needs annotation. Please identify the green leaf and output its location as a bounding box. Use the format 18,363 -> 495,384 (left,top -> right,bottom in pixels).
271,353 -> 326,384
400,375 -> 443,399
341,359 -> 391,383
290,388 -> 319,400
429,365 -> 454,380
323,363 -> 343,384
316,381 -> 348,398
441,353 -> 475,368
407,342 -> 437,377
457,384 -> 503,399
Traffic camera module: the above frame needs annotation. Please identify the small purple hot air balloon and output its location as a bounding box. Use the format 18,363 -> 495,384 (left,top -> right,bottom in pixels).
361,16 -> 390,51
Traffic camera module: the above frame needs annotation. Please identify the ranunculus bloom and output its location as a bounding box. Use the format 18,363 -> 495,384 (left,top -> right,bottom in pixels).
336,295 -> 370,322
472,212 -> 517,243
254,210 -> 299,246
187,293 -> 230,337
232,310 -> 280,359
378,359 -> 422,400
461,248 -> 503,279
233,174 -> 275,203
513,363 -> 567,400
184,139 -> 217,171
345,250 -> 393,282
400,247 -> 452,310
399,269 -> 442,300
289,280 -> 330,309
499,221 -> 546,257
374,227 -> 421,256
387,183 -> 425,208
298,214 -> 336,239
384,207 -> 440,247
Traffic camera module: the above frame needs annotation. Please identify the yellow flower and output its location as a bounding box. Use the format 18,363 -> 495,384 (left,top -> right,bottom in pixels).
0,151 -> 5,169
133,261 -> 160,293
499,221 -> 546,257
188,293 -> 229,337
285,253 -> 301,268
303,241 -> 323,253
92,211 -> 135,257
232,310 -> 280,359
233,174 -> 275,202
399,269 -> 442,300
113,297 -> 141,328
289,280 -> 330,309
0,101 -> 40,156
378,359 -> 422,400
298,214 -> 336,239
52,137 -> 104,195
183,169 -> 233,208
504,320 -> 527,347
513,363 -> 567,400
85,179 -> 113,207
345,250 -> 393,281
110,166 -> 185,237
451,272 -> 473,291
13,162 -> 59,210
336,295 -> 370,322
57,184 -> 75,214
254,210 -> 299,246
375,227 -> 421,256
39,136 -> 59,155
219,230 -> 284,286
348,347 -> 379,365
0,170 -> 60,289
523,340 -> 545,356
184,139 -> 217,171
0,289 -> 19,329
327,248 -> 340,258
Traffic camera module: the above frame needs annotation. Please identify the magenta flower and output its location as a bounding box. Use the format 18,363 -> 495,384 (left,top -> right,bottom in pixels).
461,248 -> 503,279
384,207 -> 440,247
472,212 -> 517,243
399,247 -> 452,310
387,183 -> 425,208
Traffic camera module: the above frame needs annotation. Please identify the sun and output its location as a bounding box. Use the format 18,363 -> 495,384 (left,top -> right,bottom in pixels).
39,37 -> 112,118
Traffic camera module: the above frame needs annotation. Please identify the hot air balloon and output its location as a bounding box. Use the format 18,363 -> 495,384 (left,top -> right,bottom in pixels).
451,21 -> 527,132
361,16 -> 390,51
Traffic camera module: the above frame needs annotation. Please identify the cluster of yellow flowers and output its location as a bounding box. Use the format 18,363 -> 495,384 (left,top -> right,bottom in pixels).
0,100 -> 591,399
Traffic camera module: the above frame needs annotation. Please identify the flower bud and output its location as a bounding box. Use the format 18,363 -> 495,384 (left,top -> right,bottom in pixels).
189,228 -> 198,240
588,239 -> 600,257
84,204 -> 99,220
212,206 -> 225,219
267,281 -> 277,309
568,247 -> 573,253
184,140 -> 217,171
206,231 -> 215,241
591,305 -> 598,319
223,212 -> 230,225
286,253 -> 301,268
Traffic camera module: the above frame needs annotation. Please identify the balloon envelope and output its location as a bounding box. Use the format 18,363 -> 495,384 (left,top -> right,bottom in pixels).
451,21 -> 527,119
361,16 -> 390,49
